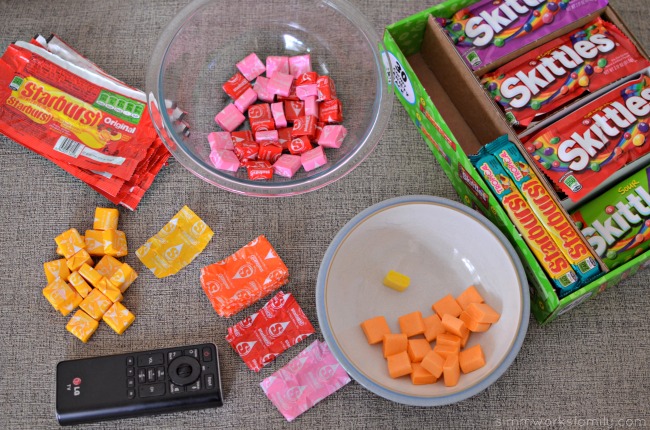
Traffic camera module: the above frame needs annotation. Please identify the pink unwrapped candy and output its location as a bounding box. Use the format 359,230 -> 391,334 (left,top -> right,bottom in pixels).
260,340 -> 351,422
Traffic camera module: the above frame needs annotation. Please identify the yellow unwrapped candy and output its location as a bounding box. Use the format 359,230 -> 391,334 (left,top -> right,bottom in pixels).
136,206 -> 213,278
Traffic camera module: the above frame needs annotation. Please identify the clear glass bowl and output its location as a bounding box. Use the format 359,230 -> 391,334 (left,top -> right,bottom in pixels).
146,0 -> 393,196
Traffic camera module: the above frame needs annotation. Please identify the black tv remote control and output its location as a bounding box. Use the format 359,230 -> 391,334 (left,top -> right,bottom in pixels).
55,343 -> 223,426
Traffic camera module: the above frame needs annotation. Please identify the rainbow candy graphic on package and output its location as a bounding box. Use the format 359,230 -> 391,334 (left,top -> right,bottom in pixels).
524,75 -> 650,203
439,0 -> 608,71
481,19 -> 649,128
471,151 -> 580,295
486,136 -> 601,285
571,166 -> 650,269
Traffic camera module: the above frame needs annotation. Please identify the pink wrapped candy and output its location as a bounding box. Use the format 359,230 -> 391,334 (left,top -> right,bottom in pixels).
215,103 -> 245,132
209,149 -> 240,172
301,145 -> 327,171
289,54 -> 312,77
266,56 -> 289,78
208,131 -> 234,151
318,125 -> 347,149
296,84 -> 318,100
253,76 -> 275,103
273,154 -> 302,178
268,72 -> 294,98
255,130 -> 279,143
271,102 -> 287,128
236,53 -> 266,81
304,96 -> 318,119
234,87 -> 258,113
260,340 -> 351,422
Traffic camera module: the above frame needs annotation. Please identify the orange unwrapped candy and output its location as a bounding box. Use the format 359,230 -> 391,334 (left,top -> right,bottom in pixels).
200,235 -> 289,317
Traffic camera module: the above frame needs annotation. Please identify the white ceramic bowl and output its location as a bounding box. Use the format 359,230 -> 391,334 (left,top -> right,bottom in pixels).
316,195 -> 529,405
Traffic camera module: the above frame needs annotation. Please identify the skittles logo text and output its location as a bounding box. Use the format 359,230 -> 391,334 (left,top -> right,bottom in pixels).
501,33 -> 615,108
558,87 -> 650,171
581,185 -> 650,257
466,0 -> 547,47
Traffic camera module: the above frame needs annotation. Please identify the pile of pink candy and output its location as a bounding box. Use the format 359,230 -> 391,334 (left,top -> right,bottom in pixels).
210,52 -> 347,180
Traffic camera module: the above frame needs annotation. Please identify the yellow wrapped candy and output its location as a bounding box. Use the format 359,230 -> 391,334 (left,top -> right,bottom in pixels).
109,263 -> 138,293
93,207 -> 119,231
79,288 -> 112,320
57,236 -> 84,256
136,206 -> 213,278
96,277 -> 122,303
66,249 -> 93,272
102,302 -> 135,335
115,230 -> 127,257
44,259 -> 70,283
84,230 -> 105,256
68,272 -> 92,298
78,263 -> 103,288
94,255 -> 122,278
43,278 -> 82,316
55,228 -> 86,259
103,229 -> 127,257
66,310 -> 99,342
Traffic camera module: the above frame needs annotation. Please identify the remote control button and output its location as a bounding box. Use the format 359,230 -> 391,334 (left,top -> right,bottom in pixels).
168,356 -> 201,386
157,366 -> 165,380
205,374 -> 215,390
138,353 -> 163,367
185,348 -> 199,359
170,383 -> 184,394
147,368 -> 156,383
188,379 -> 202,392
127,367 -> 134,377
202,347 -> 213,362
127,388 -> 135,399
127,378 -> 135,388
168,350 -> 182,362
137,368 -> 146,384
126,356 -> 134,366
139,383 -> 165,398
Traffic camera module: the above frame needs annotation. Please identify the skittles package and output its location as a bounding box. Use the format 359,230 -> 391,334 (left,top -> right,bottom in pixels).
439,0 -> 608,71
571,165 -> 650,269
524,74 -> 650,203
482,19 -> 650,128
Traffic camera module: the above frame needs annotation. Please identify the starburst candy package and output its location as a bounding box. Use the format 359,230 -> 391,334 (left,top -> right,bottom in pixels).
225,291 -> 314,372
439,0 -> 608,71
0,36 -> 169,209
260,340 -> 351,422
200,235 -> 289,317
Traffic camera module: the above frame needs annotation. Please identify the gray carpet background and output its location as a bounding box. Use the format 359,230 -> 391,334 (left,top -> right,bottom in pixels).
0,0 -> 648,429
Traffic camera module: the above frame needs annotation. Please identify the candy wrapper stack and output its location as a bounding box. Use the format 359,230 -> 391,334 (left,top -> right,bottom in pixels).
210,52 -> 347,180
0,35 -> 170,209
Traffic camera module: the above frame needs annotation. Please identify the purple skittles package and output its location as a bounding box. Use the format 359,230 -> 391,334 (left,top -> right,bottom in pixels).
439,0 -> 608,71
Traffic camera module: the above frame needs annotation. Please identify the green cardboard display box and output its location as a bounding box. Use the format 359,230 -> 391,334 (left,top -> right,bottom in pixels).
383,0 -> 650,324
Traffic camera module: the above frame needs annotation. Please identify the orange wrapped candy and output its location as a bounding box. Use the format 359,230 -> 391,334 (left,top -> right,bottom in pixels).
200,235 -> 289,317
